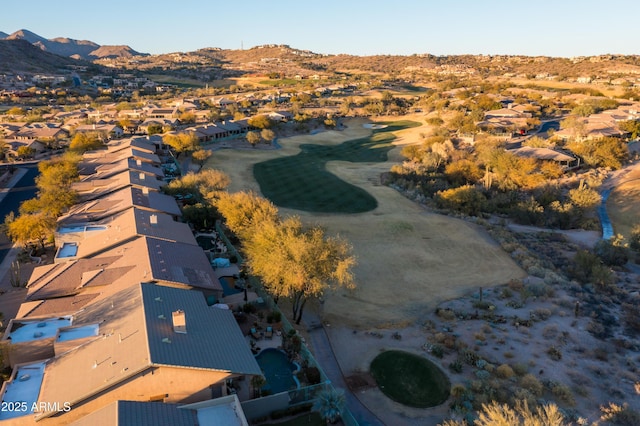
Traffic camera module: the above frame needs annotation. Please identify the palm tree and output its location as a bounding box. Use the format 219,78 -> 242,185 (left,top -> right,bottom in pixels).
313,388 -> 346,424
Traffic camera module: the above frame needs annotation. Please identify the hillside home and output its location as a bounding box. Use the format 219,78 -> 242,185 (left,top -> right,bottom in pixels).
508,146 -> 580,169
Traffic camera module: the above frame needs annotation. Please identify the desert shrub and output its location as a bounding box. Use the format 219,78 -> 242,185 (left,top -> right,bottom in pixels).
550,382 -> 575,406
587,319 -> 613,340
499,288 -> 513,299
431,344 -> 445,358
449,360 -> 463,373
600,402 -> 640,426
592,346 -> 609,361
513,363 -> 528,376
531,308 -> 552,321
496,364 -> 515,379
526,282 -> 553,298
242,303 -> 257,314
594,237 -> 629,266
622,301 -> 640,334
520,374 -> 543,397
304,366 -> 321,385
472,300 -> 493,310
460,349 -> 481,366
436,308 -> 456,321
508,279 -> 524,291
513,388 -> 538,407
475,370 -> 491,380
442,334 -> 458,349
271,310 -> 282,322
435,185 -> 487,216
547,346 -> 562,361
542,324 -> 559,339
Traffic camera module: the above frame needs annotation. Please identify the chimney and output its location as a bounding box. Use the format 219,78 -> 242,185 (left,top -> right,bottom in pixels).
149,214 -> 158,226
172,310 -> 186,333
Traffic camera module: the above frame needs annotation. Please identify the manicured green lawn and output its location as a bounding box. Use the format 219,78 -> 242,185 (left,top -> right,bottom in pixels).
253,121 -> 420,213
370,350 -> 450,408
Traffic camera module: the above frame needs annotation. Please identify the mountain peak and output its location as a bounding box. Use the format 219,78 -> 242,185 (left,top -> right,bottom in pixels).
2,28 -> 145,60
7,29 -> 48,44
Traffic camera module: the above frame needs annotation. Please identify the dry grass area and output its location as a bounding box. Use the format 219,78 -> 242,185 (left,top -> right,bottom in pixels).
205,116 -> 525,329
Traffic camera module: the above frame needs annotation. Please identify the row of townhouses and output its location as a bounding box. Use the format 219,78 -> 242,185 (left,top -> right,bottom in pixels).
0,136 -> 267,425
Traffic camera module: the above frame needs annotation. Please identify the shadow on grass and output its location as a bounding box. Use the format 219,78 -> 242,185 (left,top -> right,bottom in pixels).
254,121 -> 420,213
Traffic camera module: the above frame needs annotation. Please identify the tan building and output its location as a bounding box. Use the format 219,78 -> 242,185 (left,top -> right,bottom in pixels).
0,284 -> 260,424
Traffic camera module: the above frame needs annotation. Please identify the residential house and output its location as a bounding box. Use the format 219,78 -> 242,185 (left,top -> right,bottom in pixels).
57,185 -> 181,227
70,396 -> 249,426
508,146 -> 580,169
74,124 -> 124,140
72,169 -> 164,202
1,284 -> 259,424
79,158 -> 165,181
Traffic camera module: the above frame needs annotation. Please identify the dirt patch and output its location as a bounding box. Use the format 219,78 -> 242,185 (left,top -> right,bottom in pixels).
345,372 -> 377,391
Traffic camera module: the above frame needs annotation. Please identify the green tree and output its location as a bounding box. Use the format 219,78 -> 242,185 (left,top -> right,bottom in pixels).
594,234 -> 629,266
435,185 -> 487,216
147,123 -> 163,135
559,116 -> 587,140
567,137 -> 628,169
246,131 -> 260,147
247,115 -> 273,129
191,149 -> 212,170
444,159 -> 483,186
69,132 -> 103,153
244,216 -> 356,324
16,146 -> 36,160
260,128 -> 276,145
487,150 -> 544,191
619,120 -> 640,140
163,132 -> 199,158
164,169 -> 230,201
178,111 -> 196,124
313,388 -> 346,424
5,211 -> 55,250
214,191 -> 279,240
523,136 -> 552,148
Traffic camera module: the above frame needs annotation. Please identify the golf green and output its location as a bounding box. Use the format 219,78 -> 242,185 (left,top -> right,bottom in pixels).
253,121 -> 420,213
370,350 -> 450,408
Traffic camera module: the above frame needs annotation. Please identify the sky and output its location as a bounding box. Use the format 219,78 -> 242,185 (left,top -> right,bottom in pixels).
1,0 -> 639,58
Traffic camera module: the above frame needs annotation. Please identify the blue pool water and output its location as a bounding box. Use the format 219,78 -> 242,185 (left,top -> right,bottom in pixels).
255,348 -> 299,394
218,277 -> 241,296
57,243 -> 78,258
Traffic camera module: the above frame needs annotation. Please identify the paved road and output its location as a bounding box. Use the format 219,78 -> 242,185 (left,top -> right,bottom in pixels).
302,310 -> 384,426
0,165 -> 39,265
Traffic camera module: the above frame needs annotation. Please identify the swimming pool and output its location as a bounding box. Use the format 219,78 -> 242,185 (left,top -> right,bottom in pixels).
255,348 -> 300,394
218,277 -> 241,296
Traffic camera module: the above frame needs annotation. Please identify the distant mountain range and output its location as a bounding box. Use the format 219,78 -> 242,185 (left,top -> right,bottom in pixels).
1,29 -> 146,60
0,39 -> 89,74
